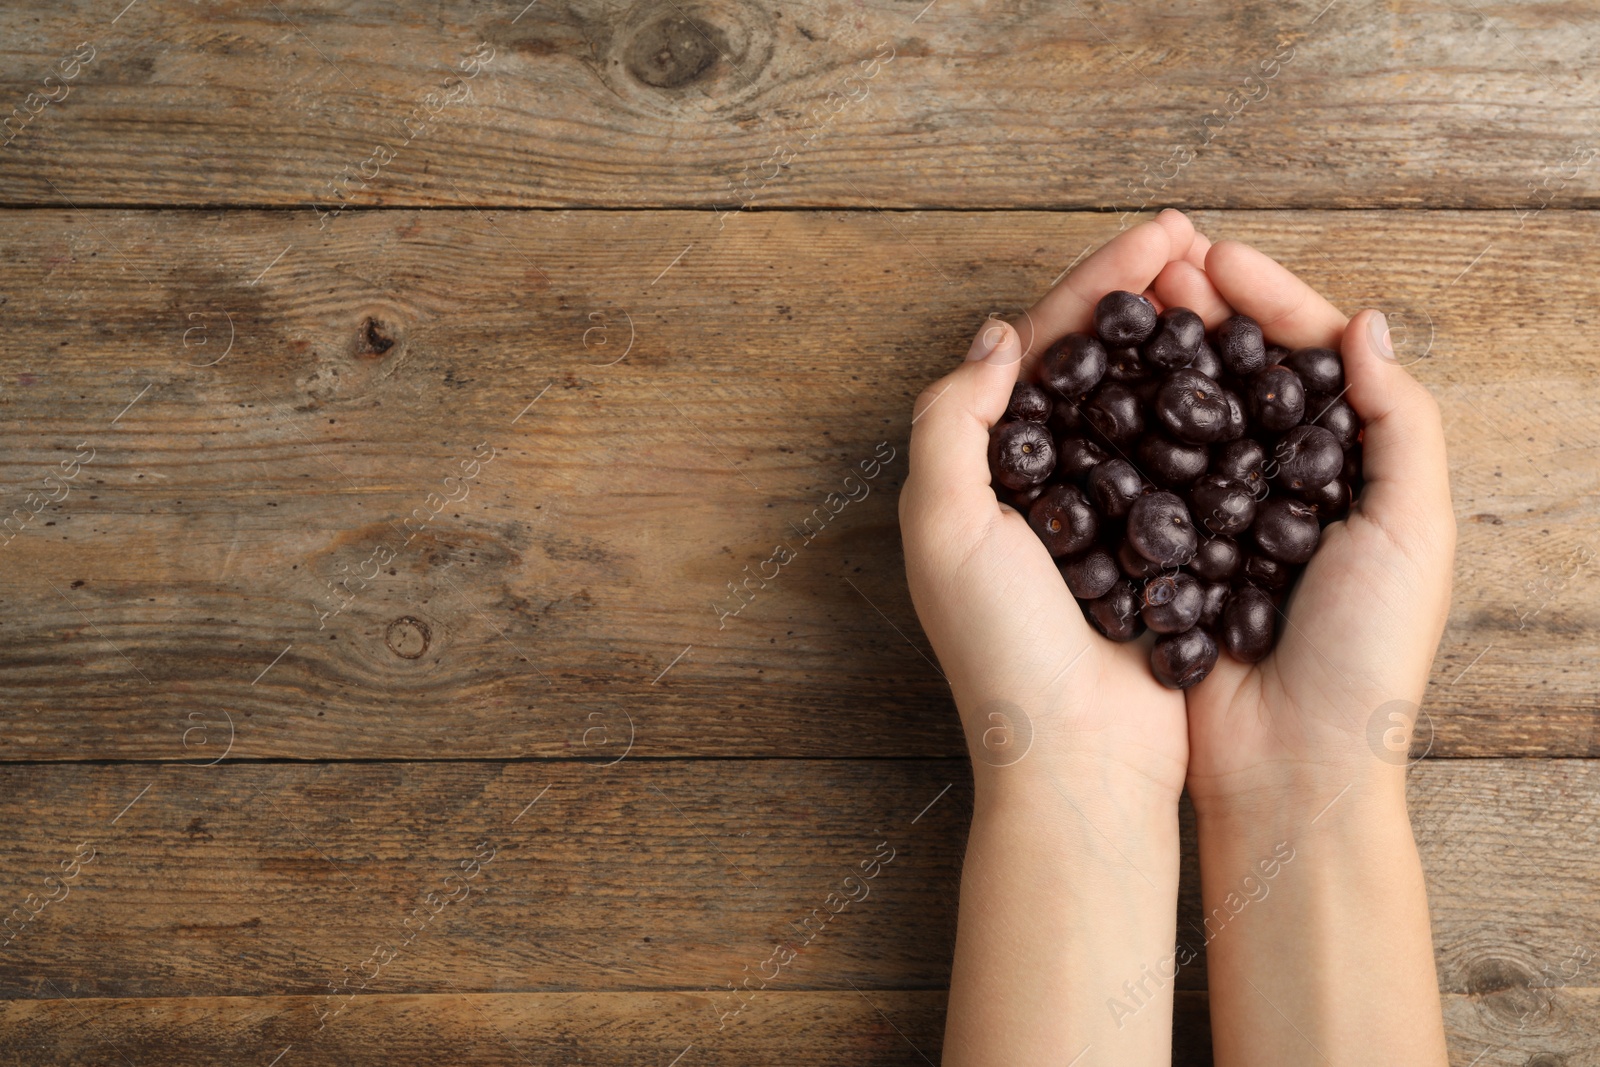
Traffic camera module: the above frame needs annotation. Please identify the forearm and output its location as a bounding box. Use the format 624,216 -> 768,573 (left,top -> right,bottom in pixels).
1194,774 -> 1448,1067
943,765 -> 1182,1066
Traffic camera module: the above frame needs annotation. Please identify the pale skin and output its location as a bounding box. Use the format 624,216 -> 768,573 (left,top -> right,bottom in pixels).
900,209 -> 1453,1065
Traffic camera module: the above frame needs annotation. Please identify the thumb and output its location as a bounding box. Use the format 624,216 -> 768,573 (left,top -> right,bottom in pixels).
902,318 -> 1025,535
1341,308 -> 1453,551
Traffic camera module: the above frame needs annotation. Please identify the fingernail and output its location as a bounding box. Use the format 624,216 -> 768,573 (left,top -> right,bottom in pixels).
1368,311 -> 1396,362
966,318 -> 1009,362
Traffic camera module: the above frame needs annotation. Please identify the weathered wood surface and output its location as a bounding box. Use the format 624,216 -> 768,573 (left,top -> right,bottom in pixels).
0,208 -> 1595,759
0,760 -> 1596,1063
2,1 -> 1599,210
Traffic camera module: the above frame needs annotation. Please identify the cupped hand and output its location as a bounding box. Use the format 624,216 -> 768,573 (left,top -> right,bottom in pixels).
899,211 -> 1204,801
1150,234 -> 1456,810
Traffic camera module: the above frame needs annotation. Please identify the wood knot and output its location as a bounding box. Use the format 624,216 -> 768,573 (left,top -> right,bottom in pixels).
358,316 -> 397,358
1466,955 -> 1549,1029
624,13 -> 724,88
385,615 -> 431,659
1527,1056 -> 1567,1067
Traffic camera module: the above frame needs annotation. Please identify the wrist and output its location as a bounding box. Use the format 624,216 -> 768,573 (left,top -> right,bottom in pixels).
1188,753 -> 1409,827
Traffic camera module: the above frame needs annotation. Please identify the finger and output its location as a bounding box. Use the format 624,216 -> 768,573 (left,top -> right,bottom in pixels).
1010,218 -> 1175,372
1204,239 -> 1347,348
1340,309 -> 1453,542
1184,228 -> 1212,270
1153,208 -> 1197,263
1150,259 -> 1233,328
903,319 -> 1026,533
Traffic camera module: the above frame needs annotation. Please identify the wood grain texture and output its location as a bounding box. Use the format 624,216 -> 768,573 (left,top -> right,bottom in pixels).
0,208 -> 1595,760
0,760 -> 1596,1063
2,0 -> 1599,209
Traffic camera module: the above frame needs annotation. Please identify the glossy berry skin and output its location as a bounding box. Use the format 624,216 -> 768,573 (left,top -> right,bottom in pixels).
1189,474 -> 1258,536
1127,491 -> 1198,567
1264,343 -> 1290,368
1055,435 -> 1109,482
1282,346 -> 1344,395
1094,290 -> 1159,347
1138,435 -> 1209,488
1115,539 -> 1163,579
1308,394 -> 1361,449
1219,389 -> 1248,441
1142,307 -> 1205,370
988,420 -> 1056,490
1156,369 -> 1232,444
1104,347 -> 1150,383
1002,482 -> 1047,510
1087,458 -> 1144,518
1141,571 -> 1204,633
1271,424 -> 1344,493
1215,315 -> 1268,377
1189,535 -> 1242,582
1298,476 -> 1351,522
1189,340 -> 1224,381
1088,579 -> 1145,642
1041,333 -> 1108,399
1083,382 -> 1145,444
1150,627 -> 1218,689
1222,584 -> 1276,662
1252,496 -> 1322,564
1006,382 -> 1053,423
1198,580 -> 1230,629
1248,365 -> 1306,432
1028,484 -> 1099,557
1214,438 -> 1269,496
1059,547 -> 1120,599
1242,552 -> 1292,592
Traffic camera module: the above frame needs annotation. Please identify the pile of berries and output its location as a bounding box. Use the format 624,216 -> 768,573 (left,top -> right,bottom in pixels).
988,291 -> 1362,689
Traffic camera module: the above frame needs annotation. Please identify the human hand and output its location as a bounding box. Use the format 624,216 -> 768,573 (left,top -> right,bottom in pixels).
1149,232 -> 1456,814
899,211 -> 1206,803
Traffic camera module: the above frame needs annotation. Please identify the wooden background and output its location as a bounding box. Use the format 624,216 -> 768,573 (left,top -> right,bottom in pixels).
1,0 -> 1597,1063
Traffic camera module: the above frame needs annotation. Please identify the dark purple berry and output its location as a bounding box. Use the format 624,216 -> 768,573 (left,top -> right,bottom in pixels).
1087,458 -> 1144,519
1141,571 -> 1204,633
1055,435 -> 1109,482
1059,548 -> 1120,599
1282,346 -> 1344,395
1248,366 -> 1306,432
1117,539 -> 1165,579
1298,476 -> 1351,522
1251,497 -> 1321,564
1215,315 -> 1267,377
1127,491 -> 1198,567
1307,394 -> 1360,449
1189,535 -> 1242,582
1028,484 -> 1099,557
1190,340 -> 1224,380
1156,369 -> 1232,444
1219,389 -> 1248,441
1142,307 -> 1205,370
1006,382 -> 1053,422
1242,552 -> 1292,592
1150,627 -> 1218,689
1041,333 -> 1108,399
1271,425 -> 1343,493
1138,434 -> 1210,488
1221,585 -> 1276,663
1189,474 -> 1258,536
1094,290 -> 1159,347
1088,579 -> 1145,642
1104,346 -> 1151,383
1215,438 -> 1269,497
1083,382 -> 1144,444
1264,343 -> 1290,368
988,421 -> 1055,490
1002,482 -> 1047,510
1198,580 -> 1230,629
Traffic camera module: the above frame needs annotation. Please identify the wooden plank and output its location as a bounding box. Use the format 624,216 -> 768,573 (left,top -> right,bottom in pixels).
0,208 -> 1596,760
0,760 -> 1595,995
0,760 -> 1597,1063
2,989 -> 1592,1066
1,1 -> 1598,209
